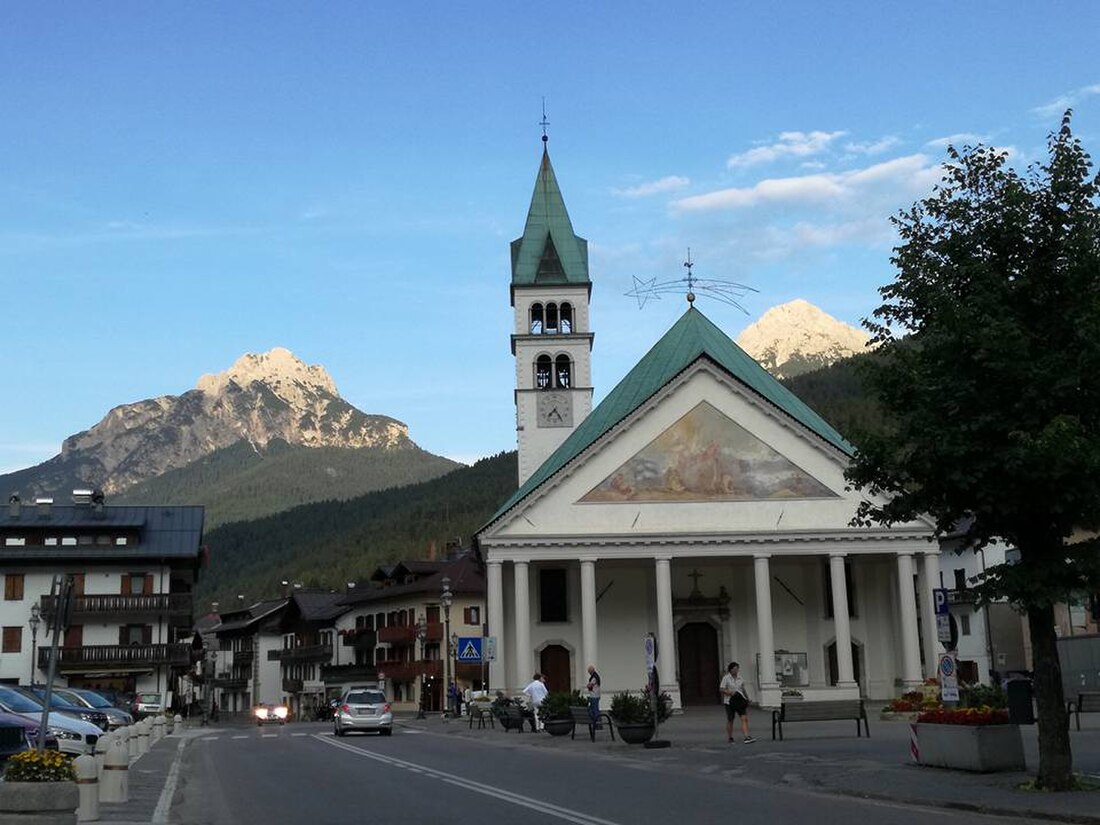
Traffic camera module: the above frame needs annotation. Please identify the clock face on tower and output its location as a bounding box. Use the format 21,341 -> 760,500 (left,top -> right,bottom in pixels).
536,391 -> 573,428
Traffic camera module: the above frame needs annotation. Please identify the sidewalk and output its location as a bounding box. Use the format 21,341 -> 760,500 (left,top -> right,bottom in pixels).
98,727 -> 200,825
400,704 -> 1100,824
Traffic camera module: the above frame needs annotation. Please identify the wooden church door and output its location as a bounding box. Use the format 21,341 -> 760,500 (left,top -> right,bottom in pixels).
677,622 -> 720,705
540,645 -> 571,693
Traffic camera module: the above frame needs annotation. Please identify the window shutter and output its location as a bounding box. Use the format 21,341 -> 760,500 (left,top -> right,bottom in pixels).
121,576 -> 132,596
65,625 -> 83,647
142,625 -> 153,645
462,607 -> 471,624
71,574 -> 85,596
118,626 -> 128,645
144,575 -> 154,596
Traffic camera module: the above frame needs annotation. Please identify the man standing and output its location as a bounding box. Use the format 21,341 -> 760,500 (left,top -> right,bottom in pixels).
719,662 -> 756,744
585,665 -> 602,726
522,673 -> 548,731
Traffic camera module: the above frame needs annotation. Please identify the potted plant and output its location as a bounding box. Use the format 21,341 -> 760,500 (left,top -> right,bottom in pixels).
539,692 -> 576,736
0,748 -> 79,824
913,706 -> 1025,772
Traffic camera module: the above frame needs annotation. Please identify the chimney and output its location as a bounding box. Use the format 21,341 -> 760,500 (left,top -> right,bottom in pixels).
35,497 -> 54,518
72,489 -> 93,505
91,490 -> 105,517
7,494 -> 19,519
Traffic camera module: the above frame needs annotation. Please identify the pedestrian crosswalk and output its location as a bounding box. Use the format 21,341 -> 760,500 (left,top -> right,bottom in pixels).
196,730 -> 316,742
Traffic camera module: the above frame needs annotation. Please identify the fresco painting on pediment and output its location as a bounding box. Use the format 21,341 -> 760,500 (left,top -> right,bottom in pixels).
580,402 -> 837,503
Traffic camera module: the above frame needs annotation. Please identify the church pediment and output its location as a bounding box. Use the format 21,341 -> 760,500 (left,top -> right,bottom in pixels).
580,401 -> 837,504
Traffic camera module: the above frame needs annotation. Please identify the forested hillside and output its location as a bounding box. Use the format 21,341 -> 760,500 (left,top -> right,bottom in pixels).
116,438 -> 458,530
780,349 -> 887,449
197,451 -> 517,606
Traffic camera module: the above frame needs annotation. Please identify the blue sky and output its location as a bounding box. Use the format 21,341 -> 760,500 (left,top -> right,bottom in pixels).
2,2 -> 1099,473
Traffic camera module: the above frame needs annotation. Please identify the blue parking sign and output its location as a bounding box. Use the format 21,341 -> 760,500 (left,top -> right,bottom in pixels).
456,636 -> 483,662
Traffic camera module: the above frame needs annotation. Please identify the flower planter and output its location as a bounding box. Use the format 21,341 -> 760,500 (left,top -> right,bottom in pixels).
614,722 -> 655,745
543,718 -> 574,737
914,723 -> 1025,772
0,780 -> 78,824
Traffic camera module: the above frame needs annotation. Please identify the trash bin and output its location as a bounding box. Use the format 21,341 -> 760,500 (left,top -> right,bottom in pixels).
1006,679 -> 1035,725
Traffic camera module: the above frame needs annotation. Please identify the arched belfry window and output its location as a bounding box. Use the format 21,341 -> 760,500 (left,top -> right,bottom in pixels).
555,355 -> 572,389
560,303 -> 573,334
535,355 -> 553,389
530,303 -> 544,335
545,303 -> 559,334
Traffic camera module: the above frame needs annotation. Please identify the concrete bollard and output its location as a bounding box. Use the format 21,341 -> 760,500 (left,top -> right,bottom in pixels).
153,715 -> 165,742
137,719 -> 150,755
173,713 -> 183,734
128,723 -> 140,761
74,753 -> 99,822
94,733 -> 113,782
100,737 -> 129,804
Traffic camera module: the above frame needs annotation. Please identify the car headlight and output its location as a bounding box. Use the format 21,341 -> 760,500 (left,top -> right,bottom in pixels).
254,708 -> 268,719
273,706 -> 288,719
48,727 -> 81,741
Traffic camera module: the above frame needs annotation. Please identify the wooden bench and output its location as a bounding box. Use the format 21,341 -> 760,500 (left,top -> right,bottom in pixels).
468,704 -> 494,730
493,703 -> 534,733
569,706 -> 615,742
1067,692 -> 1100,731
771,699 -> 869,740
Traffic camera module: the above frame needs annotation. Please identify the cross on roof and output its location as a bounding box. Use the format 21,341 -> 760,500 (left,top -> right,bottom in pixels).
688,568 -> 704,597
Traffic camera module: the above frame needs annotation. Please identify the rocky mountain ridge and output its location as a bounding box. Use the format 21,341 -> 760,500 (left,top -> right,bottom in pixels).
4,348 -> 421,498
736,299 -> 871,378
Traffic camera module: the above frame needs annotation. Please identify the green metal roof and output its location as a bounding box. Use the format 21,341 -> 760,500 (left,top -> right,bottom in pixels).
484,306 -> 854,526
510,147 -> 589,287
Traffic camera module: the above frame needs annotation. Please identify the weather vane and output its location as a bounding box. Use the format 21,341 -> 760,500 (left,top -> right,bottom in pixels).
540,97 -> 550,144
625,249 -> 757,313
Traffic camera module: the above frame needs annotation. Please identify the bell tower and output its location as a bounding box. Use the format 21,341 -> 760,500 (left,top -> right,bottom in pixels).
510,139 -> 594,486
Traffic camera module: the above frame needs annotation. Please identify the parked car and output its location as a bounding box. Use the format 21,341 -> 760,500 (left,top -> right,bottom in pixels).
0,686 -> 100,755
254,704 -> 289,726
22,687 -> 110,731
0,710 -> 58,759
131,692 -> 165,720
333,689 -> 392,737
55,689 -> 133,729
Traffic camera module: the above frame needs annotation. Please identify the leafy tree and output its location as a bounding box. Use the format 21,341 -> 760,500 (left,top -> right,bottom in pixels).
846,112 -> 1100,790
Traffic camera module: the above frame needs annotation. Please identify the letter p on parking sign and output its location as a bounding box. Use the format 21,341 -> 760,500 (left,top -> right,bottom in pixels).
933,588 -> 949,616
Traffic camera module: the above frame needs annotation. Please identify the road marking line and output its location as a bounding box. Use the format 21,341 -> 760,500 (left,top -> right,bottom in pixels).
152,737 -> 188,824
201,736 -> 219,741
231,735 -> 248,740
261,734 -> 277,738
313,734 -> 623,825
291,732 -> 307,737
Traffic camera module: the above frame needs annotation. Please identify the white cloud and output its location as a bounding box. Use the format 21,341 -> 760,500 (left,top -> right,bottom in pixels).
1033,83 -> 1100,118
673,153 -> 937,213
612,176 -> 691,198
925,132 -> 986,148
800,161 -> 827,170
726,130 -> 846,168
844,136 -> 901,155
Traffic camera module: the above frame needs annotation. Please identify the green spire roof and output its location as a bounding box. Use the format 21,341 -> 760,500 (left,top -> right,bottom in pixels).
511,148 -> 589,286
485,306 -> 854,525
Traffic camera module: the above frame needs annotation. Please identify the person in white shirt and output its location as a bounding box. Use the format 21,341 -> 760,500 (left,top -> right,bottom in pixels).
719,661 -> 756,744
522,673 -> 549,731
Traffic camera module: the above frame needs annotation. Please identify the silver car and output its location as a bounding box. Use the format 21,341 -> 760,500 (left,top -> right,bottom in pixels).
333,689 -> 392,737
55,689 -> 133,730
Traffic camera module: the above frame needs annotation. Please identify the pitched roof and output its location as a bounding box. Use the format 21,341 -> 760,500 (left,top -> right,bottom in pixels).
510,148 -> 589,288
339,553 -> 484,606
483,306 -> 855,526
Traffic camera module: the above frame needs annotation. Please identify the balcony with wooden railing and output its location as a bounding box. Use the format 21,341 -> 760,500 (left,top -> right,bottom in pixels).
39,642 -> 192,672
340,629 -> 377,650
233,649 -> 254,667
39,593 -> 193,623
282,678 -> 303,694
321,663 -> 378,684
268,644 -> 333,664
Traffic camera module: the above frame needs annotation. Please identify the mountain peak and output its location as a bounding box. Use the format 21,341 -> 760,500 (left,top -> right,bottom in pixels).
197,347 -> 338,403
736,299 -> 869,378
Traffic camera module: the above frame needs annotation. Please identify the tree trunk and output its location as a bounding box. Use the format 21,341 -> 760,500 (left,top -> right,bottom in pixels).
1027,603 -> 1073,789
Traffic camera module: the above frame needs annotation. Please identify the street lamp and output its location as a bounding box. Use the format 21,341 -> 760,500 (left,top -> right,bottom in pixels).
415,617 -> 428,719
440,576 -> 453,718
28,604 -> 40,686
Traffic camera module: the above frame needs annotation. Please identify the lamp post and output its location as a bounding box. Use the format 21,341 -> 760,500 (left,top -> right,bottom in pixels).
28,604 -> 40,686
415,617 -> 428,719
440,576 -> 453,718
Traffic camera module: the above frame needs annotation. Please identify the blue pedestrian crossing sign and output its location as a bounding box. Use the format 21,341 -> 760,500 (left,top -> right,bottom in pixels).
456,636 -> 483,662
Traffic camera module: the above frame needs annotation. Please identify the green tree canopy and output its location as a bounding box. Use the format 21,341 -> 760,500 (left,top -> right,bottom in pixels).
846,112 -> 1100,790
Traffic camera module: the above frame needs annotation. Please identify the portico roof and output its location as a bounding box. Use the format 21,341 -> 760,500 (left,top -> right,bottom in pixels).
484,306 -> 854,528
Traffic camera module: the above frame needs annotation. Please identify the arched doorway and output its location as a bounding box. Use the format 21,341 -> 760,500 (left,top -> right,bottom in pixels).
677,622 -> 720,705
539,645 -> 571,693
826,640 -> 863,687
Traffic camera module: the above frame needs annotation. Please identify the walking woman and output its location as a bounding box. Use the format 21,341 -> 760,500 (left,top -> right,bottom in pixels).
719,662 -> 756,744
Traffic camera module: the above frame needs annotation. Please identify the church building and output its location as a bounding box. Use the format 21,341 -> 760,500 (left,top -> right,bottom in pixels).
477,142 -> 940,709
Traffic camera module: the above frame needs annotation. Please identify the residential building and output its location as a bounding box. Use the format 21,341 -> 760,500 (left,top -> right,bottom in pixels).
0,492 -> 203,701
210,599 -> 287,714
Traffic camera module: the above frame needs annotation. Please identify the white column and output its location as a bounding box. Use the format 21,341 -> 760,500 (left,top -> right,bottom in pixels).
920,552 -> 941,678
513,561 -> 531,690
753,554 -> 777,688
896,553 -> 923,688
654,556 -> 676,689
829,554 -> 856,687
487,560 -> 505,691
580,557 -> 598,673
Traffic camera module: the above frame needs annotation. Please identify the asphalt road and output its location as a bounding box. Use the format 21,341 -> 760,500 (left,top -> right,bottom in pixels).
167,722 -> 1028,825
